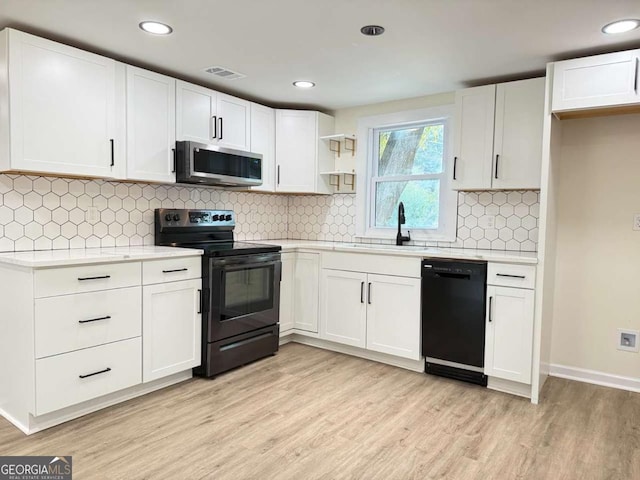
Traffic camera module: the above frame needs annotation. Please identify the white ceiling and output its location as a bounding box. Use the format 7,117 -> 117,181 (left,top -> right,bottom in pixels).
1,0 -> 640,111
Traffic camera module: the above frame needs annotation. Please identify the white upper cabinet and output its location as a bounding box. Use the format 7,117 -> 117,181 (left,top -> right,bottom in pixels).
0,29 -> 119,178
451,85 -> 495,190
176,80 -> 251,151
452,78 -> 544,191
249,103 -> 276,192
275,110 -> 334,194
125,66 -> 176,183
216,93 -> 251,151
492,78 -> 545,190
552,50 -> 640,114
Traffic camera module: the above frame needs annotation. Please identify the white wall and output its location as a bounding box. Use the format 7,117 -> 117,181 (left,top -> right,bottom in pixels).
551,113 -> 640,379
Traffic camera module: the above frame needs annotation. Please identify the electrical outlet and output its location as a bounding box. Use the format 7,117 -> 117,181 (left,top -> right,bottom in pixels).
617,329 -> 639,352
86,206 -> 99,224
633,214 -> 640,231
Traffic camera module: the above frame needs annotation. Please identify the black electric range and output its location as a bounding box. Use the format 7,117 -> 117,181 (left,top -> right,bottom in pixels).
155,208 -> 281,377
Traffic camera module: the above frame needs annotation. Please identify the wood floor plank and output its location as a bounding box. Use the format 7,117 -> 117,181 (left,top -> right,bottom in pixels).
1,343 -> 639,479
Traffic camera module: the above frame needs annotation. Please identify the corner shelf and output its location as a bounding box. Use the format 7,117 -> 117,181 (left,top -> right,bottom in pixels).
320,134 -> 356,158
320,170 -> 356,191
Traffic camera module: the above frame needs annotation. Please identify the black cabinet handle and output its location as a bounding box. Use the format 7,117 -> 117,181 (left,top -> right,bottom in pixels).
162,268 -> 188,273
110,139 -> 114,167
488,297 -> 493,322
494,154 -> 499,179
79,367 -> 111,379
79,315 -> 111,324
367,283 -> 372,305
219,117 -> 223,140
198,289 -> 202,314
360,281 -> 364,303
496,273 -> 526,279
211,116 -> 217,140
78,275 -> 111,281
277,165 -> 281,185
172,148 -> 176,173
453,156 -> 458,180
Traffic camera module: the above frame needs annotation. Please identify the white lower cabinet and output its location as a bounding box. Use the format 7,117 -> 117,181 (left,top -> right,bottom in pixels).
320,269 -> 367,347
279,252 -> 320,334
484,274 -> 535,384
366,274 -> 421,359
35,337 -> 142,416
279,252 -> 295,333
320,267 -> 421,360
142,278 -> 202,382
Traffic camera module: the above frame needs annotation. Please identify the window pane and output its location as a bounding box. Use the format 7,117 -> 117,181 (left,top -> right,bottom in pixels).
374,180 -> 440,229
378,124 -> 444,176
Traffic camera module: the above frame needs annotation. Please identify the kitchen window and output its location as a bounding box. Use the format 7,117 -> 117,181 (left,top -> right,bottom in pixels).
356,106 -> 457,241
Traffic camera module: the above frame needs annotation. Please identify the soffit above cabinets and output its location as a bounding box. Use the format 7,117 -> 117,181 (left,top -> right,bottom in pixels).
0,0 -> 640,110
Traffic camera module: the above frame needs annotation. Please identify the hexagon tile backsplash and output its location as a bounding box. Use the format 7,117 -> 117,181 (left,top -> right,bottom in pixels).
0,174 -> 539,253
288,191 -> 539,251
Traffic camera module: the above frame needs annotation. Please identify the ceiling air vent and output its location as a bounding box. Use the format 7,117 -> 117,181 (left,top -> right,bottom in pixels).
203,66 -> 246,80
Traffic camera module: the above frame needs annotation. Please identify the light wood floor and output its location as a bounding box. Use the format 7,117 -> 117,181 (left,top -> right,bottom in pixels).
1,343 -> 639,480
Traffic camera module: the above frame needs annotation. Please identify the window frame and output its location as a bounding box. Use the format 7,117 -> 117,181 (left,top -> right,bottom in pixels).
355,105 -> 457,242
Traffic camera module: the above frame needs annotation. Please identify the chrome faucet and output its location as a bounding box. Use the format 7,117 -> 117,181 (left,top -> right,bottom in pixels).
396,202 -> 411,246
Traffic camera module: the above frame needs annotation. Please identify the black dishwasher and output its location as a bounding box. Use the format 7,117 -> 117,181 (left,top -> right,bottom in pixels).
421,259 -> 488,386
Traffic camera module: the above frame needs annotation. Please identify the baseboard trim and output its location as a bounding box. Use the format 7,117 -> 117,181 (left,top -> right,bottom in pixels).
288,334 -> 424,373
0,407 -> 30,435
487,377 -> 532,399
549,364 -> 640,394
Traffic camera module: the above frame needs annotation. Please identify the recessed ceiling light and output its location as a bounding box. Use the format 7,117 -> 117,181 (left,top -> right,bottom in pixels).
293,81 -> 315,89
361,25 -> 385,36
139,21 -> 173,35
602,19 -> 640,34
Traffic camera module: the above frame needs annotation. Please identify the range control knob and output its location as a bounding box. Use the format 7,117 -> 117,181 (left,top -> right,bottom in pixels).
165,214 -> 172,222
225,214 -> 232,221
212,214 -> 219,221
173,214 -> 180,222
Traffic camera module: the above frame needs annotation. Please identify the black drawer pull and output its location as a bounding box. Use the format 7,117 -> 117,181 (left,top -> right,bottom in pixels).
496,273 -> 526,279
79,367 -> 111,379
162,268 -> 188,273
79,315 -> 111,324
78,275 -> 111,281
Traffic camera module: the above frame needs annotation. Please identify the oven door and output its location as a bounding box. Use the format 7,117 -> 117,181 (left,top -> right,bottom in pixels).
176,141 -> 262,187
207,253 -> 281,342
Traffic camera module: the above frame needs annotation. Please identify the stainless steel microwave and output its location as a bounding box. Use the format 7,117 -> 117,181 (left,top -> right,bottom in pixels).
175,141 -> 262,187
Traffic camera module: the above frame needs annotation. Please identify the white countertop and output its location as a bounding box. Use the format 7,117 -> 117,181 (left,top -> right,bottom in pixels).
258,239 -> 538,264
0,246 -> 204,268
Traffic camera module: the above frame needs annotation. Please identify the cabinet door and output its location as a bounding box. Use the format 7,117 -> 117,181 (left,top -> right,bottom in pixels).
216,93 -> 251,151
249,103 -> 276,192
552,50 -> 640,112
176,80 -> 217,144
492,78 -> 545,190
279,252 -> 295,334
320,269 -> 367,347
366,274 -> 421,360
126,66 -> 176,183
275,110 -> 317,193
451,85 -> 495,190
143,279 -> 202,382
293,252 -> 320,333
484,286 -> 534,384
7,29 -> 117,178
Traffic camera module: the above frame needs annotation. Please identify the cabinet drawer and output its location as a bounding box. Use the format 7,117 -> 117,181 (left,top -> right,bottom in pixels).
142,256 -> 201,285
487,263 -> 536,289
35,337 -> 142,416
322,251 -> 420,278
35,287 -> 142,359
35,262 -> 141,298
